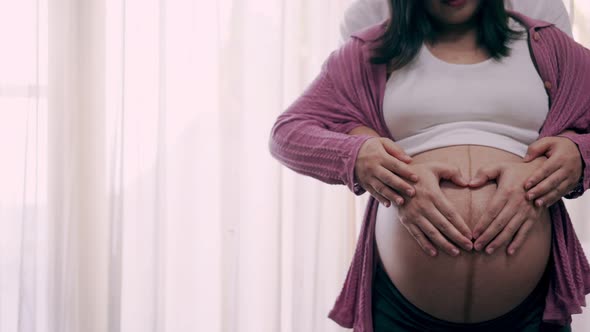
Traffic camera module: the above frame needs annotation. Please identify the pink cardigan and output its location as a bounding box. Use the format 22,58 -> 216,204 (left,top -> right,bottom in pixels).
268,11 -> 590,330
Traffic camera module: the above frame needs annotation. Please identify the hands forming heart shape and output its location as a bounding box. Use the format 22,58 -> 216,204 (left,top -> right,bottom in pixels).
352,126 -> 583,257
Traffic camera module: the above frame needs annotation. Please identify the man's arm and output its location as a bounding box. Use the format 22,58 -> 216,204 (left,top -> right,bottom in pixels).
339,0 -> 388,44
512,0 -> 573,37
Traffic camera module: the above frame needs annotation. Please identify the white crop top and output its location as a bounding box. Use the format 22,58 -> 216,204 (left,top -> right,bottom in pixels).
382,18 -> 549,158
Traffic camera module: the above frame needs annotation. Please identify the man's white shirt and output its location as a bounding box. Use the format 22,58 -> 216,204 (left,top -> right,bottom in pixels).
340,0 -> 573,43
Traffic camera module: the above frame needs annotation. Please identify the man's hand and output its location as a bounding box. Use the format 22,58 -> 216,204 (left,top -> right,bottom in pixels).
468,158 -> 547,255
397,162 -> 473,257
522,134 -> 583,207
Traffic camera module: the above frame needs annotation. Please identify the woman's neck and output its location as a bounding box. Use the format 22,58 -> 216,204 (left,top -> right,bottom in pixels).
425,21 -> 490,64
430,21 -> 479,50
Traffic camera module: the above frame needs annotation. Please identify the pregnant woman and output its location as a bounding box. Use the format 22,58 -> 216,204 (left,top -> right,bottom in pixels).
268,0 -> 590,331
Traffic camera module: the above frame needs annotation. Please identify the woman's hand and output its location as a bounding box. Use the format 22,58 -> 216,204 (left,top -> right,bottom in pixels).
353,127 -> 418,207
397,162 -> 473,257
522,134 -> 584,207
468,158 -> 547,255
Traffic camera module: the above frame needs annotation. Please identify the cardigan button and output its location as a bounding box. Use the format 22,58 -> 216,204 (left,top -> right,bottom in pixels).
544,81 -> 552,90
533,32 -> 541,41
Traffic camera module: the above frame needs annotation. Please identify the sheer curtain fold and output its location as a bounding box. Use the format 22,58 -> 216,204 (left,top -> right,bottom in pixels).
48,0 -> 108,331
2,0 -> 590,331
103,0 -> 359,331
0,0 -> 48,331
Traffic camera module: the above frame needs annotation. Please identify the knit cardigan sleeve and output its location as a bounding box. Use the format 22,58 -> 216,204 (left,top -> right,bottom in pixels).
268,39 -> 375,195
544,28 -> 590,199
560,130 -> 589,199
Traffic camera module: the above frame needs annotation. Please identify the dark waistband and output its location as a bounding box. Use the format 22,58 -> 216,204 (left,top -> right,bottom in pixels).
372,259 -> 550,331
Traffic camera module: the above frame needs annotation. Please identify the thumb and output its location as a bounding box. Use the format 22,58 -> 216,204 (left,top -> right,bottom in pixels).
433,163 -> 469,187
469,165 -> 502,187
381,139 -> 412,163
524,138 -> 552,162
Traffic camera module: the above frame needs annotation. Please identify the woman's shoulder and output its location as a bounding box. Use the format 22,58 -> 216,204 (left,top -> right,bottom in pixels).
507,10 -> 553,31
507,10 -> 578,50
329,21 -> 387,71
331,19 -> 387,71
349,18 -> 388,43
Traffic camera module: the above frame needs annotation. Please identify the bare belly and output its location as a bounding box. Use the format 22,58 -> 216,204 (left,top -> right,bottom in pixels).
374,145 -> 552,323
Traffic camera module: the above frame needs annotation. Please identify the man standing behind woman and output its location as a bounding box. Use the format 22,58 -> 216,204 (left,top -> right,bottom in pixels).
268,0 -> 590,330
340,0 -> 572,44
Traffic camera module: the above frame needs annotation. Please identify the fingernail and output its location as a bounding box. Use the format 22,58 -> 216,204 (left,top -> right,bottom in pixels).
527,193 -> 534,200
525,183 -> 531,190
536,199 -> 544,207
508,248 -> 515,255
464,242 -> 473,250
486,247 -> 495,254
406,189 -> 414,196
429,249 -> 437,256
395,198 -> 403,205
452,248 -> 460,256
411,175 -> 419,182
474,243 -> 482,251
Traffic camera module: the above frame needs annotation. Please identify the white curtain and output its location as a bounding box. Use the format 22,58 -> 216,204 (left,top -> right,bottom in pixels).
1,0 -> 589,331
0,0 -> 50,331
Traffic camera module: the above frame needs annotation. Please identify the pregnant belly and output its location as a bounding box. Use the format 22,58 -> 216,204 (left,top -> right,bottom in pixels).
374,145 -> 552,323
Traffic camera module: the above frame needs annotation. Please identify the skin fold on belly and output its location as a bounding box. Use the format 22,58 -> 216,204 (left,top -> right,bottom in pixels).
374,145 -> 552,323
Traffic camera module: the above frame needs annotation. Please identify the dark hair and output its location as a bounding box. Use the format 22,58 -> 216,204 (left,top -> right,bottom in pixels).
370,0 -> 524,70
